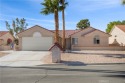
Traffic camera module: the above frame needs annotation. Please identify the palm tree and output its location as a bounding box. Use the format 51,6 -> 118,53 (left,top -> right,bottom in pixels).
59,0 -> 68,50
41,0 -> 61,43
122,0 -> 125,5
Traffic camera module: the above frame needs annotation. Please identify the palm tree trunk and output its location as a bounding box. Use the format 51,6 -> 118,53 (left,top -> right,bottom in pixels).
54,9 -> 59,43
62,0 -> 66,50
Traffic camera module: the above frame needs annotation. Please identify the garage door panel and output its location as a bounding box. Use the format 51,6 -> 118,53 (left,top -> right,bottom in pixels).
22,37 -> 52,51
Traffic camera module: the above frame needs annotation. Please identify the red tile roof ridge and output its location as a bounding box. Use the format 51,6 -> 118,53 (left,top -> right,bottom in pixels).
0,31 -> 9,37
115,25 -> 125,32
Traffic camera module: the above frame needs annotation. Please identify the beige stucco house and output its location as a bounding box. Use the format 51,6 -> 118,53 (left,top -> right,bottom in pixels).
0,31 -> 14,45
109,25 -> 125,46
0,31 -> 14,50
17,25 -> 110,51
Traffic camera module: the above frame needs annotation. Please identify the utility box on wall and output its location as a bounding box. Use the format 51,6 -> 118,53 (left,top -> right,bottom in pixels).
49,43 -> 63,63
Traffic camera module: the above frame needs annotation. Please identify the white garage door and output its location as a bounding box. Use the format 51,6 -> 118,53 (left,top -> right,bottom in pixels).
22,37 -> 53,51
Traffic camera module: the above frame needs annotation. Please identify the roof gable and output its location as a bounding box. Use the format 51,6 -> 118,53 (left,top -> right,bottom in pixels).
0,31 -> 9,37
115,25 -> 125,32
83,29 -> 110,37
71,27 -> 110,37
110,25 -> 125,34
70,27 -> 94,37
17,25 -> 54,37
51,30 -> 80,38
81,29 -> 96,36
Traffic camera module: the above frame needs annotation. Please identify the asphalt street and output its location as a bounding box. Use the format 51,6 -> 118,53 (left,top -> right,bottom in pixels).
0,64 -> 125,83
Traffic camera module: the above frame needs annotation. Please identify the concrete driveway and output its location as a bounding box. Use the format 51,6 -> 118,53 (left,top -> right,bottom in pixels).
0,51 -> 50,67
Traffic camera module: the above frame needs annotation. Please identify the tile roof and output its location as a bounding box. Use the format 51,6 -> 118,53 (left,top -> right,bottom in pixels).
0,31 -> 9,37
17,25 -> 54,35
116,25 -> 125,32
81,29 -> 96,36
51,30 -> 80,38
17,25 -> 109,38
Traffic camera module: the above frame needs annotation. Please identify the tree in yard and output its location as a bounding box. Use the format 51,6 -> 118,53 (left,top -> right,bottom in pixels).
76,19 -> 90,29
41,0 -> 62,43
5,18 -> 28,44
5,18 -> 28,37
122,0 -> 125,5
106,20 -> 125,33
59,0 -> 68,50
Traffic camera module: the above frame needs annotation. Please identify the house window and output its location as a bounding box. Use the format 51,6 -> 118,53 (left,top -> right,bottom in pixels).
72,38 -> 78,45
94,35 -> 100,44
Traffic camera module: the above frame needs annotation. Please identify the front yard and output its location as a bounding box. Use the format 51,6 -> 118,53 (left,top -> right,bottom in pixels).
43,50 -> 125,64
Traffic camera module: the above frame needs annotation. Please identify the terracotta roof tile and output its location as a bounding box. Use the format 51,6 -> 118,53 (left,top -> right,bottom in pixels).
51,30 -> 80,38
116,25 -> 125,32
0,31 -> 9,37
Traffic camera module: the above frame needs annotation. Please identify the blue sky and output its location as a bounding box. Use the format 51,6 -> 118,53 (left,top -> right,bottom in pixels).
0,0 -> 125,31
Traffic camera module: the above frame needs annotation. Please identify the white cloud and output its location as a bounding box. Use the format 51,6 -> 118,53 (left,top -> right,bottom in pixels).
26,18 -> 54,23
70,0 -> 120,12
0,14 -> 77,24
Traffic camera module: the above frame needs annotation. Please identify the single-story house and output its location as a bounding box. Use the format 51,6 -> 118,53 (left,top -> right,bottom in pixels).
17,25 -> 110,51
0,31 -> 14,45
0,31 -> 14,50
109,25 -> 125,46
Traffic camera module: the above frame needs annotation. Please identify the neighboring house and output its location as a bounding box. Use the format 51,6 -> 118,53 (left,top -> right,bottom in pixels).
0,31 -> 14,45
0,31 -> 14,50
17,25 -> 110,51
109,25 -> 125,46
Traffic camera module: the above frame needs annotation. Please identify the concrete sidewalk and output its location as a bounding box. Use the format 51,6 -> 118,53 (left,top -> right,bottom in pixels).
0,51 -> 50,67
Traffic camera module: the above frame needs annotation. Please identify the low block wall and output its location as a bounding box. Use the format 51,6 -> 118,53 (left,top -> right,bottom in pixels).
0,46 -> 3,50
3,46 -> 11,50
72,46 -> 125,51
0,45 -> 20,51
14,45 -> 20,51
0,45 -> 11,51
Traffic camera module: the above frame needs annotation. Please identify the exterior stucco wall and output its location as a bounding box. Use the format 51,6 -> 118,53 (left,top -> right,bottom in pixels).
18,37 -> 22,50
0,33 -> 14,45
66,38 -> 71,49
17,25 -> 54,50
71,28 -> 109,50
109,26 -> 125,46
